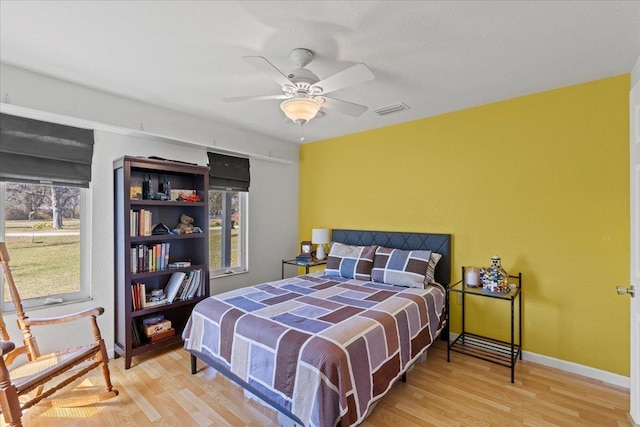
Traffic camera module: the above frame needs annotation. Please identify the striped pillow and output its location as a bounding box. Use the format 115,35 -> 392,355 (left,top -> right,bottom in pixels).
325,242 -> 377,281
372,247 -> 432,288
425,252 -> 442,284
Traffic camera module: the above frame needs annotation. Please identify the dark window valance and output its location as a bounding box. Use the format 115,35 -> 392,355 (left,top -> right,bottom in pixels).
0,113 -> 94,188
207,152 -> 250,192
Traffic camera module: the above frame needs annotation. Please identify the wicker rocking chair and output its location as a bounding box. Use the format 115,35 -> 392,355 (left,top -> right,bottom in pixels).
0,242 -> 118,426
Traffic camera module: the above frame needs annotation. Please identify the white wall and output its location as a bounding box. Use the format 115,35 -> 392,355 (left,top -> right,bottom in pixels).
0,64 -> 300,356
633,54 -> 640,87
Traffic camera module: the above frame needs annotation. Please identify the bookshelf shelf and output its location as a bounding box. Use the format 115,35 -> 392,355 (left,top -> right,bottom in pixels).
130,200 -> 206,207
114,156 -> 210,369
129,233 -> 205,243
129,334 -> 183,355
130,296 -> 208,318
130,264 -> 207,280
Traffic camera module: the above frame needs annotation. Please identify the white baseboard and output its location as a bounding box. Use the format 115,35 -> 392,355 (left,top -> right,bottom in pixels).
521,350 -> 630,389
448,333 -> 630,389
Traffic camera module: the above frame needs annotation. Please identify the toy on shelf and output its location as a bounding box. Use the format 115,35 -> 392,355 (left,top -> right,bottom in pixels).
480,255 -> 510,293
174,213 -> 202,234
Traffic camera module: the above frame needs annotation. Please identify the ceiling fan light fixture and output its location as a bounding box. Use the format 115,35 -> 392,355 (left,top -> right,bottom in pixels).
280,97 -> 322,124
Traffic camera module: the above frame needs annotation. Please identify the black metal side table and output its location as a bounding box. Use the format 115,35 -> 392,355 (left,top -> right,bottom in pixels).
447,268 -> 522,382
281,259 -> 327,279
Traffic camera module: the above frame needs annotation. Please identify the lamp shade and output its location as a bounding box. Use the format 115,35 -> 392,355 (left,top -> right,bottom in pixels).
311,228 -> 330,244
312,228 -> 330,260
280,98 -> 322,124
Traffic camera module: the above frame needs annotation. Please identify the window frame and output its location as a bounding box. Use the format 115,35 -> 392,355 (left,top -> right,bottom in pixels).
209,189 -> 248,277
0,182 -> 92,312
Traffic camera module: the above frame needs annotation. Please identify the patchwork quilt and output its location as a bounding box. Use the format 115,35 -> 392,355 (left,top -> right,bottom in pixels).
183,273 -> 446,427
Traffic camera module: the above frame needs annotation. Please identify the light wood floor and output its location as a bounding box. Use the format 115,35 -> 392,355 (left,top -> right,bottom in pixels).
12,340 -> 630,426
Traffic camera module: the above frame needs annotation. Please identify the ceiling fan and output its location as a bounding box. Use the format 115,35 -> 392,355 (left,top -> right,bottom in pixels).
223,48 -> 375,126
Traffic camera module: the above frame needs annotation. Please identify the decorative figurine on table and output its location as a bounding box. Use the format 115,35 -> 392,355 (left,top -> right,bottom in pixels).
480,255 -> 510,293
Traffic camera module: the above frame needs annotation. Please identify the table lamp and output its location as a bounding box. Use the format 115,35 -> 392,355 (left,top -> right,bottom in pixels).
311,228 -> 330,260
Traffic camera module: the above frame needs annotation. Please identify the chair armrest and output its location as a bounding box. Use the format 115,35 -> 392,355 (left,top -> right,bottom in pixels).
0,341 -> 16,356
24,307 -> 105,327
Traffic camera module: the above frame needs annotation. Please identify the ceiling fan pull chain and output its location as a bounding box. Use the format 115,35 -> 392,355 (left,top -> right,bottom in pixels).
299,122 -> 305,142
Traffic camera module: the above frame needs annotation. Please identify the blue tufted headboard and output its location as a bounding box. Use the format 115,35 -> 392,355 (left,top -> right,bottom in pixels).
331,229 -> 451,287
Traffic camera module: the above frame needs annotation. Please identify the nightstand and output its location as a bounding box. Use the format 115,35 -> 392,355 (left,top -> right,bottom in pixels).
447,267 -> 522,382
282,258 -> 327,279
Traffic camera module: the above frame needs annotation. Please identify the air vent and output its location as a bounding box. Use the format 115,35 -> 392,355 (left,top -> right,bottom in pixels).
374,102 -> 410,116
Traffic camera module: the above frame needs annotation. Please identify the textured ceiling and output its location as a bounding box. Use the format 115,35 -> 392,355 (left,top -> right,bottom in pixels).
1,1 -> 639,144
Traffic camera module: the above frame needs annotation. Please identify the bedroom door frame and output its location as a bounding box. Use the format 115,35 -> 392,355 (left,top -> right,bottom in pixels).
629,69 -> 639,426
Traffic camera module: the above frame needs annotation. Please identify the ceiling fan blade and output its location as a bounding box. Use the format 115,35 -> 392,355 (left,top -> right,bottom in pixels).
321,96 -> 368,117
312,63 -> 375,95
223,94 -> 289,102
242,56 -> 293,87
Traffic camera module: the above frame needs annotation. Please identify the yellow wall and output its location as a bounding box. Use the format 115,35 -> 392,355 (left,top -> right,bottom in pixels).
299,75 -> 630,376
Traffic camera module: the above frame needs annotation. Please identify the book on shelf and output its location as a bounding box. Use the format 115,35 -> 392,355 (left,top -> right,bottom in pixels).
194,269 -> 203,298
131,321 -> 141,347
130,242 -> 171,273
184,270 -> 201,300
164,271 -> 186,303
132,283 -> 169,310
168,261 -> 191,268
179,270 -> 197,300
173,272 -> 188,301
130,209 -> 153,237
130,248 -> 137,273
131,282 -> 146,311
131,283 -> 136,310
178,271 -> 194,301
130,209 -> 135,237
195,269 -> 204,298
177,269 -> 202,301
295,256 -> 315,264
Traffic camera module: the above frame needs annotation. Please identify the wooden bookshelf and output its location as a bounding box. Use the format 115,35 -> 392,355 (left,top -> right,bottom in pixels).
113,156 -> 209,369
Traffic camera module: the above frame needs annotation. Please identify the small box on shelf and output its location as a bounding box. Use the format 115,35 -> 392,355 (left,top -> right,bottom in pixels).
143,320 -> 172,337
141,314 -> 164,326
149,328 -> 176,343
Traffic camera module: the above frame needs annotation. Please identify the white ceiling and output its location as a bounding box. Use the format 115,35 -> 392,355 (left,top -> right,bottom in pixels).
1,1 -> 639,144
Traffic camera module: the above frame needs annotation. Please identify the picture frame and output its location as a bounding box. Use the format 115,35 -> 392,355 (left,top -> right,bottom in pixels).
299,240 -> 313,258
130,183 -> 143,200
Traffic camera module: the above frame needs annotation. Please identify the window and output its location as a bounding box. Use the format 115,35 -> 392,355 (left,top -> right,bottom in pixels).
0,113 -> 94,310
207,152 -> 250,276
1,182 -> 90,310
209,189 -> 247,275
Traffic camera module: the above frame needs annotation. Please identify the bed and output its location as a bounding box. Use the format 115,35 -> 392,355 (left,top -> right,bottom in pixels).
183,229 -> 451,426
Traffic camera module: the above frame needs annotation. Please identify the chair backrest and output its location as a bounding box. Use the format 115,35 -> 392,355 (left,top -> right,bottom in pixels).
0,243 -> 13,342
0,243 -> 26,321
0,242 -> 37,361
0,242 -> 26,319
0,242 -> 118,425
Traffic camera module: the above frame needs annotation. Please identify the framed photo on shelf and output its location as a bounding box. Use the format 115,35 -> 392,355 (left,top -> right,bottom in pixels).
299,240 -> 312,258
130,184 -> 143,200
